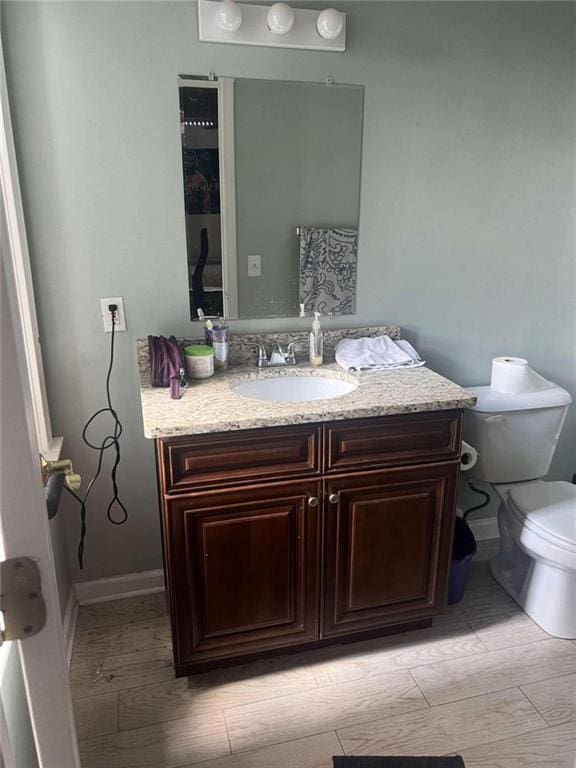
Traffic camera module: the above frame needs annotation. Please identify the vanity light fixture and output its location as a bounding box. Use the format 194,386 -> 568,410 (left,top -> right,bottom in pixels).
214,0 -> 243,32
316,8 -> 344,40
198,0 -> 346,52
267,3 -> 295,35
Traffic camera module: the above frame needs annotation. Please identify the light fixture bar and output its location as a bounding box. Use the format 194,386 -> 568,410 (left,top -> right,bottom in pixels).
198,0 -> 346,52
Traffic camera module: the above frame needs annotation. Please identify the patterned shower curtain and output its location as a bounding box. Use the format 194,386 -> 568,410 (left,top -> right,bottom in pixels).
299,227 -> 358,315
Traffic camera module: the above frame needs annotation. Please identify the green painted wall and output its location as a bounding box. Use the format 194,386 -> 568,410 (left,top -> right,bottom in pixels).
3,1 -> 575,582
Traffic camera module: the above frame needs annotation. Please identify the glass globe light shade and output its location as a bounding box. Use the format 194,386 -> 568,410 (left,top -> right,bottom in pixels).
267,3 -> 295,35
215,0 -> 243,33
316,8 -> 343,40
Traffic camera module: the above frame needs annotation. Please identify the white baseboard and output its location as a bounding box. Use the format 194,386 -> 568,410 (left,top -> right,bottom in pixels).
468,516 -> 499,541
62,589 -> 78,668
74,569 -> 165,606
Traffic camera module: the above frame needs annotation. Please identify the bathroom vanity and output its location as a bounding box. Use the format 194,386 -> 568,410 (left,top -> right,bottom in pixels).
156,412 -> 463,676
139,329 -> 476,676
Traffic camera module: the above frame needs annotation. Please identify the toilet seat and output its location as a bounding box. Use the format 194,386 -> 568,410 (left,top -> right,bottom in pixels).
506,480 -> 576,552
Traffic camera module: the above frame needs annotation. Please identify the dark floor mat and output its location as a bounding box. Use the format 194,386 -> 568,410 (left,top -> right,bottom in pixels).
334,758 -> 465,768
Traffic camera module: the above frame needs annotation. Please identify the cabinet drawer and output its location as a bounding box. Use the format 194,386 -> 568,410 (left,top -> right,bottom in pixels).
159,425 -> 321,492
324,411 -> 461,473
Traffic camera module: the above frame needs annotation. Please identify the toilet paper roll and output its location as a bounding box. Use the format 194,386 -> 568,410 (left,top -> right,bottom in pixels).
460,440 -> 478,472
490,356 -> 551,395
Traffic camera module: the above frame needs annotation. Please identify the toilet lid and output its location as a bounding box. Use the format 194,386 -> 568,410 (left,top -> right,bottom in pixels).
508,481 -> 576,549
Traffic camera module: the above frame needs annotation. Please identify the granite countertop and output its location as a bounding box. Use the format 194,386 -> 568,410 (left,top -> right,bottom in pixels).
139,362 -> 476,439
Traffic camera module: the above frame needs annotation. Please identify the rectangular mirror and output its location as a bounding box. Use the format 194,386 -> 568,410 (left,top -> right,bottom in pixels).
179,77 -> 364,321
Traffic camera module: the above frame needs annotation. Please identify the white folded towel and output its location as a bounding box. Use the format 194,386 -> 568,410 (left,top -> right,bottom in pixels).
335,336 -> 425,371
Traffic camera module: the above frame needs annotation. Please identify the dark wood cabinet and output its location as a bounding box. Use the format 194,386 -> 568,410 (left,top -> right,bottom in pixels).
322,463 -> 458,637
161,480 -> 320,674
324,412 -> 461,473
156,411 -> 462,675
158,424 -> 321,493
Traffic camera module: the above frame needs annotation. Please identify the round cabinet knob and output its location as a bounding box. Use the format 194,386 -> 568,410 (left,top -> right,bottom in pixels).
328,493 -> 340,505
307,496 -> 319,507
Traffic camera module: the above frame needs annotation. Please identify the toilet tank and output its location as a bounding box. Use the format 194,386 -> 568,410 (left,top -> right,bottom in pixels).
463,385 -> 571,484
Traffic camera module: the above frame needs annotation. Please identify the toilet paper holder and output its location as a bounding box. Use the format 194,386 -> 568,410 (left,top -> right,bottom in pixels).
460,440 -> 478,472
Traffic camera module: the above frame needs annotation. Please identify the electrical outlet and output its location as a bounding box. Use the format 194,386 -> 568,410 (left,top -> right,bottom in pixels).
100,297 -> 127,333
247,254 -> 261,277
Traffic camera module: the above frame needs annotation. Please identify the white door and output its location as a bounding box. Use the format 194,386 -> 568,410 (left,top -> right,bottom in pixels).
0,241 -> 81,768
0,26 -> 80,768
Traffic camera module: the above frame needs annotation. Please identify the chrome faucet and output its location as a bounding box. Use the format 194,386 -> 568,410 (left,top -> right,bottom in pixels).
257,341 -> 297,368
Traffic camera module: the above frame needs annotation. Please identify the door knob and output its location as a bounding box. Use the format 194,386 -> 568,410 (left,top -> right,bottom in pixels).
307,496 -> 319,507
328,493 -> 340,505
40,456 -> 82,492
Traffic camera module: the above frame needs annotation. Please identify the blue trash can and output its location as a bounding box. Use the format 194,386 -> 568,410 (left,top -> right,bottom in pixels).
447,517 -> 477,605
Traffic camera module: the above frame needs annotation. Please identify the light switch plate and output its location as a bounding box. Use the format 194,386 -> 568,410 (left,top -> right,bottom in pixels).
100,297 -> 127,332
248,254 -> 261,277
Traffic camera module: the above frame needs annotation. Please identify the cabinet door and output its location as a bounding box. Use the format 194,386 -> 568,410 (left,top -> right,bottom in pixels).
163,479 -> 321,672
322,462 -> 458,638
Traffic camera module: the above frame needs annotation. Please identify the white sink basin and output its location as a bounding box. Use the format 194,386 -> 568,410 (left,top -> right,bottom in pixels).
232,375 -> 357,403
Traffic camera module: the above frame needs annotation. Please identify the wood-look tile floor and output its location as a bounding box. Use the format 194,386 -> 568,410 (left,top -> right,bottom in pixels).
71,540 -> 576,768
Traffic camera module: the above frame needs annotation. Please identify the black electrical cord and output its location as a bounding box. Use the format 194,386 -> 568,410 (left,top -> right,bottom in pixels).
463,478 -> 491,520
64,307 -> 128,568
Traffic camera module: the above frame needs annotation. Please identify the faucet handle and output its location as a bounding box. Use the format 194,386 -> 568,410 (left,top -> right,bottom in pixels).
257,344 -> 268,367
286,342 -> 297,364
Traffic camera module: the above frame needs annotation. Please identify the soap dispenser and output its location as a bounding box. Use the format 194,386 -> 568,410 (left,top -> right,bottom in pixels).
309,311 -> 323,366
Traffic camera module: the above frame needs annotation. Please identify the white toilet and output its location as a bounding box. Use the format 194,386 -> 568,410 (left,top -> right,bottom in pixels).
464,369 -> 576,638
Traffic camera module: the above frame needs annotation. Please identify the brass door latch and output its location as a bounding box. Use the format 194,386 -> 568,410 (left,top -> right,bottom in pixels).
40,456 -> 82,492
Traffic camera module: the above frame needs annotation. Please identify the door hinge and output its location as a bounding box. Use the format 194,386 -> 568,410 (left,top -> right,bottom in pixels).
0,557 -> 47,645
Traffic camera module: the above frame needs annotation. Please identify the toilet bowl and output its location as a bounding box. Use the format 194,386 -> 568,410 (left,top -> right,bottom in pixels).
490,480 -> 576,638
463,374 -> 575,639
